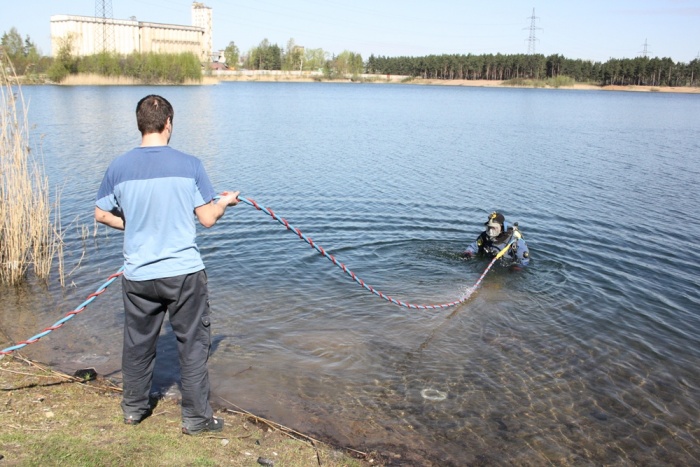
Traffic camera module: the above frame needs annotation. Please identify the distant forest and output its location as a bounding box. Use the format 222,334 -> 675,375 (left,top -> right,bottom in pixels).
3,25 -> 700,87
366,53 -> 700,87
233,37 -> 700,87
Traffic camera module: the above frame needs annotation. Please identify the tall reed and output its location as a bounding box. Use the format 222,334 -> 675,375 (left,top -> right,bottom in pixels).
1,57 -> 62,285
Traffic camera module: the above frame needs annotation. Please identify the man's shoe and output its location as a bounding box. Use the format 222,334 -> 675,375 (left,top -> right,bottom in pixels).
123,405 -> 154,426
182,416 -> 224,435
124,415 -> 142,425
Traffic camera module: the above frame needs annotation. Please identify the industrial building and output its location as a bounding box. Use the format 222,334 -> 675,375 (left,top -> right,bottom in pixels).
49,2 -> 212,62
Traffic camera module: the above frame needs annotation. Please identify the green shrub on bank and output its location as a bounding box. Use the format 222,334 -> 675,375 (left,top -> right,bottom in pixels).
503,77 -> 545,87
47,38 -> 78,83
77,51 -> 121,77
503,77 -> 527,86
546,75 -> 575,87
503,75 -> 575,88
53,51 -> 202,84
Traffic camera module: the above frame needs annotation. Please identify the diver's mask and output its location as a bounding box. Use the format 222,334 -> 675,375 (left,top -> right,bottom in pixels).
487,222 -> 502,239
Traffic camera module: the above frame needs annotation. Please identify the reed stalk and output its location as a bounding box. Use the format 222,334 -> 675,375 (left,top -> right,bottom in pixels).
1,56 -> 62,285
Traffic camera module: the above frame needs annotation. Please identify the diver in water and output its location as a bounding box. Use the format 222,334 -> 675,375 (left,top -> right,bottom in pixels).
462,211 -> 530,267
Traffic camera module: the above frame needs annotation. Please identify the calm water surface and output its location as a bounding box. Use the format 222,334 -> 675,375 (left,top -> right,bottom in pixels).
2,82 -> 700,465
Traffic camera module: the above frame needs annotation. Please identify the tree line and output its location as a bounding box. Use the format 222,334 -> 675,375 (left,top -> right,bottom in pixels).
3,25 -> 700,87
366,53 -> 700,87
0,27 -> 51,76
219,38 -> 700,87
224,38 -> 364,78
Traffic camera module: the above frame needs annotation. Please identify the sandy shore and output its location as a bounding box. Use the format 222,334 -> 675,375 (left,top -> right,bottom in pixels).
422,79 -> 700,94
35,73 -> 700,94
214,74 -> 700,94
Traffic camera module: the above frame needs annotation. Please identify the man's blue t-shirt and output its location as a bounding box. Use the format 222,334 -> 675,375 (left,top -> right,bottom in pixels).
96,146 -> 216,281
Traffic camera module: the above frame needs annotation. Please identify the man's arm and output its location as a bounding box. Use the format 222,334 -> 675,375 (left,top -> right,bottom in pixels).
195,191 -> 240,228
95,206 -> 125,230
463,232 -> 485,258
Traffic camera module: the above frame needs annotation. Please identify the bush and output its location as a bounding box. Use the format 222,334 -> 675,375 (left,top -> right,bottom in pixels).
77,51 -> 122,76
547,75 -> 575,88
46,60 -> 71,83
503,77 -> 529,86
503,76 -> 574,88
49,50 -> 202,84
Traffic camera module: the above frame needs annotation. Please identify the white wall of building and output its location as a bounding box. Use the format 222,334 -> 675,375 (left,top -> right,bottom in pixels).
191,3 -> 212,62
50,3 -> 212,61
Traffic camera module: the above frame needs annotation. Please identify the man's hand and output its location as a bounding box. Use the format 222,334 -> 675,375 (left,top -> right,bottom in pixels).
462,250 -> 473,259
195,190 -> 241,227
219,191 -> 240,207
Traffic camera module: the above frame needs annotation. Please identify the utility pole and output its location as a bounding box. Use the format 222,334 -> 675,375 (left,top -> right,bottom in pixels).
639,38 -> 651,58
525,8 -> 542,55
95,0 -> 115,53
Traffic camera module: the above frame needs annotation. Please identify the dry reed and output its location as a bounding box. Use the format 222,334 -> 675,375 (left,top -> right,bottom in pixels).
0,57 -> 62,285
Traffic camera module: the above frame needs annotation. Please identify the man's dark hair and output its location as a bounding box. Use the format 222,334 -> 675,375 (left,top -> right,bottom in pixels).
136,95 -> 174,135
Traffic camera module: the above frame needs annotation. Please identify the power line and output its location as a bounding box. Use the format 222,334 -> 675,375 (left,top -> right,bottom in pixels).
525,8 -> 542,55
639,38 -> 652,58
95,0 -> 115,53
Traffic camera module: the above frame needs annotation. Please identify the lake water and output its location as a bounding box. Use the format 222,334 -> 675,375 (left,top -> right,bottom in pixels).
2,82 -> 699,465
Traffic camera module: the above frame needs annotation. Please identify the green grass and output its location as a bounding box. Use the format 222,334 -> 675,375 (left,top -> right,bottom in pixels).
0,357 -> 368,466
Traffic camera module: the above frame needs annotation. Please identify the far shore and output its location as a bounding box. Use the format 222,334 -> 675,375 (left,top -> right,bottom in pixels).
409,78 -> 700,94
18,72 -> 700,94
214,73 -> 700,93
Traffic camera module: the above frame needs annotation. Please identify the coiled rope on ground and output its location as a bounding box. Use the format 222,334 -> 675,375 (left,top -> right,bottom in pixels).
1,196 -> 513,357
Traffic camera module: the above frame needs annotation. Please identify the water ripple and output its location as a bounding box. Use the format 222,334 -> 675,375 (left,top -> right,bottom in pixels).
3,84 -> 699,465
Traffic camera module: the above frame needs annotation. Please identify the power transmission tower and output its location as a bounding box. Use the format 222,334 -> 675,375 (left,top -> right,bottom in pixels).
639,38 -> 652,58
525,8 -> 542,55
95,0 -> 115,53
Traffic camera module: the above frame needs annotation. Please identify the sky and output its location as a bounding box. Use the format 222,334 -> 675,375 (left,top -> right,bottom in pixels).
2,0 -> 699,63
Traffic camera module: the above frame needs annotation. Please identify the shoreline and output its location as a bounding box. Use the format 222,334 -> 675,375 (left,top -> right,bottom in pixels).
14,73 -> 700,94
0,355 -> 374,465
211,74 -> 700,94
408,78 -> 700,94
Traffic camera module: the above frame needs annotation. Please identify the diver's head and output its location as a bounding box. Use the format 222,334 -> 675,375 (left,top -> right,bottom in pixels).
485,211 -> 505,239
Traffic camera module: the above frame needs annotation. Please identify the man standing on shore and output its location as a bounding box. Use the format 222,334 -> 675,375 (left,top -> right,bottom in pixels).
95,94 -> 239,435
